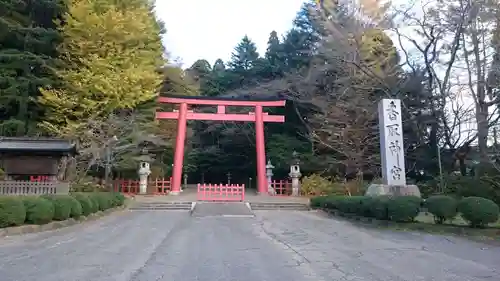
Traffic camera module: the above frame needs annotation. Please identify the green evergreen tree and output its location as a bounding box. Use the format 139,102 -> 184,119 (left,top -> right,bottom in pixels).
229,35 -> 259,71
265,30 -> 285,77
0,0 -> 64,136
213,59 -> 225,71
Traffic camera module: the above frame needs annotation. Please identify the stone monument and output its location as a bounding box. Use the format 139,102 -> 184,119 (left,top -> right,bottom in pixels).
289,151 -> 302,196
266,160 -> 275,195
366,99 -> 421,197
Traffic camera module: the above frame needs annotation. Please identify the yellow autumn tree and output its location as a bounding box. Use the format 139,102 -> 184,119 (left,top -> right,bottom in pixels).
358,28 -> 400,79
39,0 -> 165,135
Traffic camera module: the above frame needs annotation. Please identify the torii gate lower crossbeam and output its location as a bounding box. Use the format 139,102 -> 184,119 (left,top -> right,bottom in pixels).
156,95 -> 286,195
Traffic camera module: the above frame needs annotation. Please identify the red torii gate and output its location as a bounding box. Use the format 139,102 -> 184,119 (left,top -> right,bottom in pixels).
156,95 -> 286,195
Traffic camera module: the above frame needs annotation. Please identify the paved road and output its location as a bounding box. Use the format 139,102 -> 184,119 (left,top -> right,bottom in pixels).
0,208 -> 498,281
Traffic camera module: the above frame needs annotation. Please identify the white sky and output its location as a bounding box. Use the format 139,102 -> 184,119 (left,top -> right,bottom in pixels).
154,0 -> 306,68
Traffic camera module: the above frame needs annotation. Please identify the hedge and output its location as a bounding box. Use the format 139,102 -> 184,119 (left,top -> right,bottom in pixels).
312,194 -> 500,227
312,194 -> 422,222
0,192 -> 126,228
312,195 -> 423,222
458,197 -> 500,228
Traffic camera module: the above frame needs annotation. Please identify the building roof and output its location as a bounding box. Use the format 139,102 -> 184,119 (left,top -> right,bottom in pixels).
0,137 -> 77,155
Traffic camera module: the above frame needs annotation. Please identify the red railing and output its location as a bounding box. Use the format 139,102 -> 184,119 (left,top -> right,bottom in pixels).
152,177 -> 172,195
113,177 -> 172,195
30,176 -> 51,182
269,180 -> 293,196
197,183 -> 245,202
113,179 -> 139,194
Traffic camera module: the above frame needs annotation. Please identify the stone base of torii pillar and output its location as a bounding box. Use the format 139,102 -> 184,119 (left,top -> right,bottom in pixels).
365,184 -> 421,197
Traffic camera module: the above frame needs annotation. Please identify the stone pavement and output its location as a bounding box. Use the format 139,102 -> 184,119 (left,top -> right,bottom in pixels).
0,208 -> 498,281
191,202 -> 254,217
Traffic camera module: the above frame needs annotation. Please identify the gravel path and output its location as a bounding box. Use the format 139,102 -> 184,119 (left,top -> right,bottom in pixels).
0,208 -> 498,281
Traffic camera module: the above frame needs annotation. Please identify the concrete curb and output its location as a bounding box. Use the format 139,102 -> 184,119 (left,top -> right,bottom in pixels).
0,203 -> 129,238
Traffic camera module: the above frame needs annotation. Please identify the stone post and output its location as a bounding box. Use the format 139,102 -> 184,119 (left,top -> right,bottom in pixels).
183,173 -> 188,192
266,160 -> 275,195
366,99 -> 421,197
138,161 -> 151,195
289,164 -> 301,196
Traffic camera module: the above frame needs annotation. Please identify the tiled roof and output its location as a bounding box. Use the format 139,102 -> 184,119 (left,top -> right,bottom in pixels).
0,137 -> 77,153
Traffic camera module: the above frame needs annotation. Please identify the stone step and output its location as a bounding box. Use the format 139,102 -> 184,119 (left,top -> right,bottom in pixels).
249,202 -> 310,211
129,202 -> 193,211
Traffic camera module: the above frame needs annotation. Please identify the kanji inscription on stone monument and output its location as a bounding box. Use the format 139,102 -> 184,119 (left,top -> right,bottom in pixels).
378,99 -> 406,185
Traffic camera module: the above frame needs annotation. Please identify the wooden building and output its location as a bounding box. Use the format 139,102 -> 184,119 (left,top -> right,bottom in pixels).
0,137 -> 77,195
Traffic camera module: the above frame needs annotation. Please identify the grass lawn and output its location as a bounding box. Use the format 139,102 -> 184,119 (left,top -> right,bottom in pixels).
383,212 -> 500,243
416,212 -> 500,228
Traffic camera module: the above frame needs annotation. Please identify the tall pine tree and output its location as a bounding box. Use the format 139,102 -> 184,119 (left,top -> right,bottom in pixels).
265,30 -> 285,78
229,35 -> 259,71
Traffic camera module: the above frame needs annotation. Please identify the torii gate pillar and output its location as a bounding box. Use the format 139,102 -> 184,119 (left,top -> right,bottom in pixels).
254,105 -> 267,194
171,102 -> 188,195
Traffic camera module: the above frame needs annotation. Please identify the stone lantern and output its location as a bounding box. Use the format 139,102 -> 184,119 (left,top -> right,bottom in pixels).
289,151 -> 301,196
136,150 -> 152,195
183,173 -> 188,191
266,160 -> 275,195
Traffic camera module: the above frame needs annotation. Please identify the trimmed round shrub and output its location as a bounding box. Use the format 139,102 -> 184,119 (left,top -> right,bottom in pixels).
22,196 -> 54,225
85,193 -> 100,213
90,192 -> 112,211
111,192 -> 126,207
425,195 -> 458,224
71,193 -> 93,216
458,197 -> 500,228
387,196 -> 422,222
41,195 -> 72,221
63,196 -> 82,219
0,196 -> 26,227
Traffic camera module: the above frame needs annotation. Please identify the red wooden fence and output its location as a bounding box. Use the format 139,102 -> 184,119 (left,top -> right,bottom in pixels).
269,180 -> 292,196
152,177 -> 172,195
197,183 -> 245,202
113,177 -> 172,195
30,176 -> 51,182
